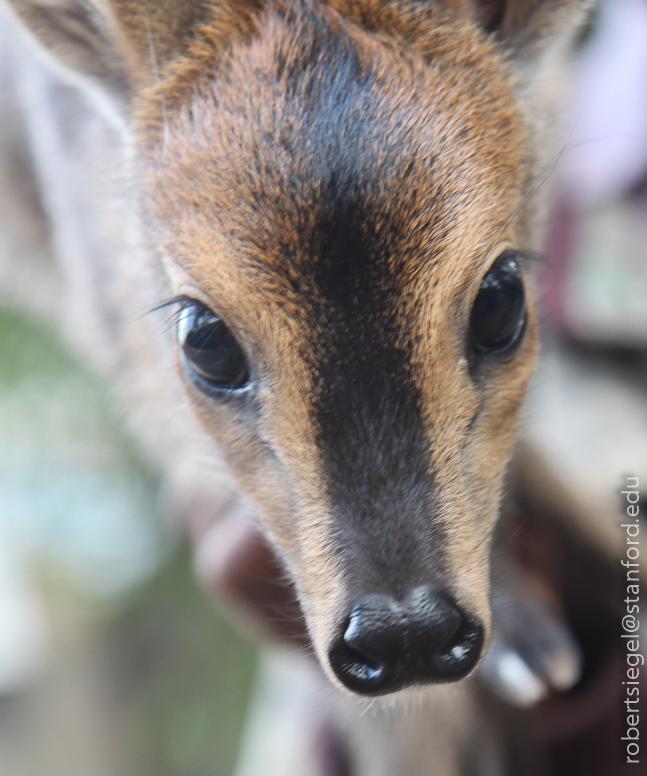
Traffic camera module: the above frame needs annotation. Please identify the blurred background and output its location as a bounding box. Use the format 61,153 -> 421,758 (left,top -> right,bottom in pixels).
0,304 -> 257,776
0,0 -> 646,774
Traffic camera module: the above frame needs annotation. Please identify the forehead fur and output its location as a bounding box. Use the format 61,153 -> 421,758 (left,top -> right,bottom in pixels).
146,1 -> 527,297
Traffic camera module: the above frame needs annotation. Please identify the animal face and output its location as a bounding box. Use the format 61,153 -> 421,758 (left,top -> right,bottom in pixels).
5,0 -> 590,696
144,5 -> 538,693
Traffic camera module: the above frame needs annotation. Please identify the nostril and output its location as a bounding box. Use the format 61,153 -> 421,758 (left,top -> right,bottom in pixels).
328,604 -> 395,694
329,636 -> 387,687
430,618 -> 484,680
406,591 -> 483,681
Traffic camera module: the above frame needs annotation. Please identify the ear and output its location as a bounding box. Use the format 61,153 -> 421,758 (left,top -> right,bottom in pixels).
3,0 -> 249,105
472,0 -> 596,65
5,0 -> 134,101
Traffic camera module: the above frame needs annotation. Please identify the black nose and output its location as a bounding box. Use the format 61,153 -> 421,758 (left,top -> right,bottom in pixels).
328,587 -> 483,695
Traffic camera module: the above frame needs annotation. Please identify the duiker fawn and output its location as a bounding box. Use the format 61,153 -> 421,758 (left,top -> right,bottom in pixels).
0,0 -> 591,771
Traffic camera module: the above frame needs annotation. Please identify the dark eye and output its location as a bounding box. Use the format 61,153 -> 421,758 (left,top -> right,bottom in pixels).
177,301 -> 249,389
470,250 -> 527,354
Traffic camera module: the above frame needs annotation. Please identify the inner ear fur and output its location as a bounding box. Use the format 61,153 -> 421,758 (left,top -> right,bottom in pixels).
4,0 -> 263,103
471,0 -> 595,55
6,0 -> 132,97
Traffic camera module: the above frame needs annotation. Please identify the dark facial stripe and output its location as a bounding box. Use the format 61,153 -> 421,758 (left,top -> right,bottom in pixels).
223,9 -> 451,597
302,193 -> 448,599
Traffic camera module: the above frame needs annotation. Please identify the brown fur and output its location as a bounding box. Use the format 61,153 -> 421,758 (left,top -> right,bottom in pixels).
3,0 -> 591,716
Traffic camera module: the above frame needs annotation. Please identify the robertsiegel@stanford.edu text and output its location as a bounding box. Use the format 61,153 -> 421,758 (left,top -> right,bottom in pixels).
622,476 -> 641,765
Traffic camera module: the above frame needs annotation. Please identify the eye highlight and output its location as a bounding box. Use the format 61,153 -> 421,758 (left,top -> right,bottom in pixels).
177,300 -> 249,390
470,250 -> 527,355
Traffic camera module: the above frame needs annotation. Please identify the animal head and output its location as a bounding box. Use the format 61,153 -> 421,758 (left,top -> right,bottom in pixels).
6,0 -> 592,696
